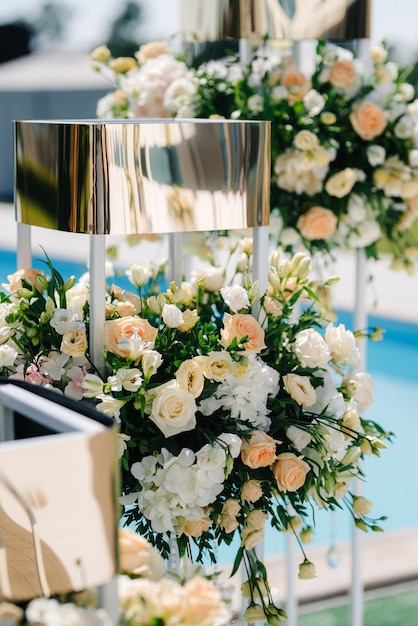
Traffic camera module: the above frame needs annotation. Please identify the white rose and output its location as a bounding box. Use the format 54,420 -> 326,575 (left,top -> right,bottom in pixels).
149,382 -> 197,437
293,328 -> 331,368
286,425 -> 312,451
191,266 -> 225,292
50,308 -> 78,334
220,284 -> 250,312
367,144 -> 386,166
162,303 -> 184,328
343,370 -> 374,413
347,219 -> 381,248
283,373 -> 316,407
0,344 -> 18,367
347,193 -> 367,223
303,89 -> 325,115
325,323 -> 360,367
394,115 -> 416,139
247,94 -> 264,113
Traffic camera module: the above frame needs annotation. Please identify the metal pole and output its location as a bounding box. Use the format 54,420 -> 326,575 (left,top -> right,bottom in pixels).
89,235 -> 106,375
350,247 -> 368,626
168,233 -> 183,285
17,223 -> 32,270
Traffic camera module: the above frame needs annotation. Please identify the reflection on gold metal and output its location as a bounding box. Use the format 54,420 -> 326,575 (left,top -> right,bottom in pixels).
15,119 -> 270,235
179,0 -> 370,41
0,384 -> 118,602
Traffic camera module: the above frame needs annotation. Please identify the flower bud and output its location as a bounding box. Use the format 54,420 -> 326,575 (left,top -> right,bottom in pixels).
353,496 -> 373,516
298,559 -> 317,579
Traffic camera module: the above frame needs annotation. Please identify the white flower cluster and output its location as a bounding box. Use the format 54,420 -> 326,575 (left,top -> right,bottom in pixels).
199,356 -> 280,430
24,597 -> 111,626
129,435 -> 241,533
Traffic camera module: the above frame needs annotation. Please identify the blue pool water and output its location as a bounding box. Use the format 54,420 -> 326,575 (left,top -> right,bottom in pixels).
1,248 -> 417,560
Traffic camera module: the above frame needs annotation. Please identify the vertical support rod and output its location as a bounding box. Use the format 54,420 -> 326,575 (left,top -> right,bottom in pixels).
350,248 -> 368,626
17,223 -> 32,269
89,235 -> 106,375
168,233 -> 183,284
252,225 -> 269,319
97,578 -> 120,624
285,533 -> 298,626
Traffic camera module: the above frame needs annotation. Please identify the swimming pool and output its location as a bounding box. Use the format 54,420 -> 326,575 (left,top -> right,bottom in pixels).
1,248 -> 417,559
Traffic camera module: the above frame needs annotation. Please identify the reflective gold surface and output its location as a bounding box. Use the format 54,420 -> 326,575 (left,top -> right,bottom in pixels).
15,119 -> 270,235
179,0 -> 370,41
0,385 -> 118,602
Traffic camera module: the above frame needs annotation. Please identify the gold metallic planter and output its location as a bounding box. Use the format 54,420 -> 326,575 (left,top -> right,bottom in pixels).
15,118 -> 270,235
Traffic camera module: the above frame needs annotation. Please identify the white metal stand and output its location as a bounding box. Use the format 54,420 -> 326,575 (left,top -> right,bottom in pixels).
350,248 -> 368,626
89,235 -> 106,374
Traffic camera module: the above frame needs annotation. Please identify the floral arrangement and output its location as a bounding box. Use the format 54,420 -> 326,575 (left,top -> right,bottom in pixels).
0,241 -> 390,624
0,529 -> 232,625
91,37 -> 418,272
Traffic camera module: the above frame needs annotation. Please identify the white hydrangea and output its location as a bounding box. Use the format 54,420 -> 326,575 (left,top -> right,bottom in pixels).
198,356 -> 280,430
131,444 -> 229,533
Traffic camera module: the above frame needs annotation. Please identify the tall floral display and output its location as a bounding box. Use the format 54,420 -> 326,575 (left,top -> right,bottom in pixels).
92,36 -> 418,272
1,241 -> 389,622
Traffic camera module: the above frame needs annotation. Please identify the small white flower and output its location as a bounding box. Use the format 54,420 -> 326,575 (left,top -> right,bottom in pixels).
162,303 -> 184,328
50,308 -> 78,334
220,284 -> 250,312
96,394 -> 126,421
82,373 -> 105,398
0,344 -> 18,367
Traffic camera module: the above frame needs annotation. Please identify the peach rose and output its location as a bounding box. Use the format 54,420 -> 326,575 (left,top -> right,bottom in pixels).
183,576 -> 223,624
104,316 -> 157,359
350,100 -> 387,140
241,430 -> 277,469
241,525 -> 265,550
136,40 -> 170,64
220,313 -> 266,355
118,528 -> 165,580
329,59 -> 357,90
297,206 -> 338,241
179,515 -> 212,537
282,66 -> 311,102
4,268 -> 45,293
241,480 -> 263,503
273,452 -> 310,492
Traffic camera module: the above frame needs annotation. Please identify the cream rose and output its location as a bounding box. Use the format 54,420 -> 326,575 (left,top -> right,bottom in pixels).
136,40 -> 171,63
273,453 -> 310,492
353,496 -> 373,515
108,56 -> 137,73
220,313 -> 266,355
350,100 -> 387,140
241,525 -> 265,550
118,528 -> 165,580
241,430 -> 277,469
176,359 -> 205,397
60,329 -> 88,358
149,382 -> 197,437
177,308 -> 199,332
202,351 -> 232,381
294,130 -> 319,151
325,168 -> 357,198
104,316 -> 157,359
283,373 -> 316,407
297,206 -> 338,241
